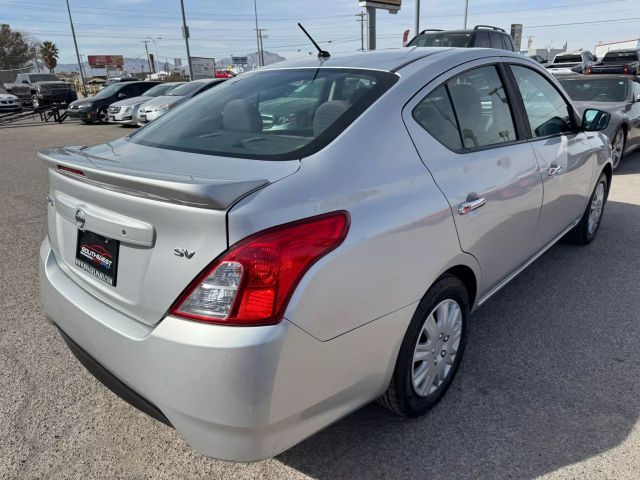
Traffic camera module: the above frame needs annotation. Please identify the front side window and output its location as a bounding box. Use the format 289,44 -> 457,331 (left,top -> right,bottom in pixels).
130,68 -> 397,160
475,31 -> 490,48
413,85 -> 462,150
447,66 -> 516,148
511,65 -> 573,138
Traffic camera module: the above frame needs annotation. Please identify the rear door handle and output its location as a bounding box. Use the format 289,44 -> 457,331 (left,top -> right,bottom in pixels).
547,165 -> 563,177
458,197 -> 486,215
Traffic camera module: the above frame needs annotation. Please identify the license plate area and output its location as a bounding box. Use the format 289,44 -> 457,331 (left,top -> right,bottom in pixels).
75,230 -> 119,286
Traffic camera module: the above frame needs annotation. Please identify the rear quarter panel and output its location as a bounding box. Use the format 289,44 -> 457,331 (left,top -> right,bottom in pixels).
228,74 -> 480,341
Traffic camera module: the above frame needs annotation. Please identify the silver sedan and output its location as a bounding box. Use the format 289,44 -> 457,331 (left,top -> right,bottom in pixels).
559,74 -> 640,168
39,48 -> 612,462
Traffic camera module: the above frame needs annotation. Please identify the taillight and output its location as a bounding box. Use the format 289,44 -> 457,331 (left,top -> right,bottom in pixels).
586,66 -> 592,74
623,65 -> 630,74
58,165 -> 85,176
170,211 -> 350,326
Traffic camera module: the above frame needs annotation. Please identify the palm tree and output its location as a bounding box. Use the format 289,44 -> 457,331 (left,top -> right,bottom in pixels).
40,41 -> 59,73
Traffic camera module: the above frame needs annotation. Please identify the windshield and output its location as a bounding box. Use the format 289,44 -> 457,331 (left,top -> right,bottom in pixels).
559,78 -> 628,102
166,82 -> 207,96
143,83 -> 181,97
28,74 -> 59,82
130,68 -> 398,160
409,32 -> 473,48
92,83 -> 124,98
604,51 -> 638,62
553,54 -> 582,63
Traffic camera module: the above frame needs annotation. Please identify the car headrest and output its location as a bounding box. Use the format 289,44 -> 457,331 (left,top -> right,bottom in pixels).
350,87 -> 370,104
223,99 -> 262,132
313,100 -> 350,136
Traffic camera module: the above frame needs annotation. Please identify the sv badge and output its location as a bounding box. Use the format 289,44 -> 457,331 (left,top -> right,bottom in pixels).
173,248 -> 195,259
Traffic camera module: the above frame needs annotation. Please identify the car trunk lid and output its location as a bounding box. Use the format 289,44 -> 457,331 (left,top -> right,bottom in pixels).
40,140 -> 299,326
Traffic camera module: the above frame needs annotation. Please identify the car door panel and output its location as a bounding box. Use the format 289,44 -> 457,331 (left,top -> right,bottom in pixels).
403,61 -> 544,293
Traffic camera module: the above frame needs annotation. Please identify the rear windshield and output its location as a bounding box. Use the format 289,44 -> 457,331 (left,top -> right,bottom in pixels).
603,51 -> 638,62
130,68 -> 398,160
559,78 -> 628,102
27,74 -> 59,82
143,83 -> 181,97
166,82 -> 207,96
553,54 -> 582,63
409,32 -> 473,48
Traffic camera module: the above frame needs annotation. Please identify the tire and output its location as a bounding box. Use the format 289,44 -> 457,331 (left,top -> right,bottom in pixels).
97,106 -> 109,124
31,94 -> 40,109
611,128 -> 626,170
378,274 -> 469,417
565,172 -> 608,245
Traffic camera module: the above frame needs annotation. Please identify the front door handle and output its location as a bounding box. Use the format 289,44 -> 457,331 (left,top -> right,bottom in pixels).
458,197 -> 486,215
547,164 -> 563,177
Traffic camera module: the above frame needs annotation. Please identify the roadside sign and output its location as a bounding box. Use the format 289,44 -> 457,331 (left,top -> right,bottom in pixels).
510,24 -> 523,51
231,56 -> 248,65
88,55 -> 124,68
359,0 -> 401,11
190,57 -> 216,79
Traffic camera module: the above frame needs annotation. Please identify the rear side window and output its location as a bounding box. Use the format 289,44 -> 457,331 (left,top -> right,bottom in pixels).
413,85 -> 462,150
130,68 -> 398,160
500,35 -> 513,51
447,66 -> 517,148
511,65 -> 573,138
489,33 -> 502,49
475,31 -> 490,48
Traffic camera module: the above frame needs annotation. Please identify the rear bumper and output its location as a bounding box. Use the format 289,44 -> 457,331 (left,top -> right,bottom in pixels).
39,238 -> 409,461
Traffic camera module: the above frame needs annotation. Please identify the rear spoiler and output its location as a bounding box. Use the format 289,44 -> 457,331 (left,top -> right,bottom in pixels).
38,147 -> 268,210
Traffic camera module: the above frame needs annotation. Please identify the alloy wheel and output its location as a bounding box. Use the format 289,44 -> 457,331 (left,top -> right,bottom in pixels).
98,108 -> 108,123
411,299 -> 463,397
588,181 -> 606,236
31,95 -> 39,109
611,130 -> 624,169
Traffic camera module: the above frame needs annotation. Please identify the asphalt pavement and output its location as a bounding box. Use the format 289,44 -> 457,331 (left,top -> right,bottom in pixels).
1,117 -> 639,479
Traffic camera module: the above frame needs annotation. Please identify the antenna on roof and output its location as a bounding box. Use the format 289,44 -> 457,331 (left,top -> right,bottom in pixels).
298,23 -> 330,60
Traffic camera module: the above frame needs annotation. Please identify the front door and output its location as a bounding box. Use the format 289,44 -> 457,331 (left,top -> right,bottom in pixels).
508,63 -> 594,246
403,62 -> 544,293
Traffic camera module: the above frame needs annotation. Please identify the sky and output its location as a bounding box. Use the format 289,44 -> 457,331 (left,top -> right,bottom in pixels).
2,0 -> 640,67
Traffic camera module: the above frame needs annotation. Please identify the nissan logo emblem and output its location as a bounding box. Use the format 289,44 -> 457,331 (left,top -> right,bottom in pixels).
75,209 -> 86,230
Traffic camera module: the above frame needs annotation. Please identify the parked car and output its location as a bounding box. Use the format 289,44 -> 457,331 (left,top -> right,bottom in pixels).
529,54 -> 548,64
546,51 -> 596,76
108,82 -> 185,126
136,78 -> 225,125
408,25 -> 515,51
559,75 -> 640,168
39,48 -> 612,462
99,76 -> 138,90
3,73 -> 77,107
587,49 -> 640,75
67,81 -> 159,124
0,87 -> 22,112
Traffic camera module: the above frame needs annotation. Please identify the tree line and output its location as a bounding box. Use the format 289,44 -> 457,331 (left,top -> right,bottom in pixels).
0,24 -> 59,73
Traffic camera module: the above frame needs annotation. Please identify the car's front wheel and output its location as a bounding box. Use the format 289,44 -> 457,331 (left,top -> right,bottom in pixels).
97,106 -> 109,124
379,274 -> 469,417
566,172 -> 608,245
31,94 -> 40,109
611,128 -> 626,170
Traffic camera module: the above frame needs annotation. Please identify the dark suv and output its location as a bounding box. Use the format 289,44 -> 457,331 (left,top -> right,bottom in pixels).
408,25 -> 515,51
67,81 -> 159,124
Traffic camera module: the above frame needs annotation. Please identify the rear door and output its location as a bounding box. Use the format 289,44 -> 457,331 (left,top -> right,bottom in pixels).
403,61 -> 544,293
507,62 -> 594,247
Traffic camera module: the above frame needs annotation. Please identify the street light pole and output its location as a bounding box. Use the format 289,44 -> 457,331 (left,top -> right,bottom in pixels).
148,37 -> 162,72
65,0 -> 87,96
415,0 -> 420,36
253,0 -> 261,67
463,0 -> 469,29
180,0 -> 193,79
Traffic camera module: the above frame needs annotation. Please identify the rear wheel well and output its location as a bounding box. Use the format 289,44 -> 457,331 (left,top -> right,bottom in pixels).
602,163 -> 612,193
443,265 -> 477,308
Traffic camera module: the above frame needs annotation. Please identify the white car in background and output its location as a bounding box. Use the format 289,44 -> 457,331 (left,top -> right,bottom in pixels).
137,78 -> 225,125
0,87 -> 22,112
108,82 -> 184,126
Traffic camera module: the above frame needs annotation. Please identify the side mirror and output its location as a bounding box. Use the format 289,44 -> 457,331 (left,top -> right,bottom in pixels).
582,109 -> 610,132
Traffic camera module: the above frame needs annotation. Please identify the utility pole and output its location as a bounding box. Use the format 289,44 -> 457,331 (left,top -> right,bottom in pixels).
463,0 -> 469,29
141,40 -> 153,73
148,37 -> 162,73
180,0 -> 193,79
356,11 -> 365,51
253,0 -> 262,67
527,35 -> 533,50
65,0 -> 87,97
415,0 -> 420,37
259,29 -> 267,66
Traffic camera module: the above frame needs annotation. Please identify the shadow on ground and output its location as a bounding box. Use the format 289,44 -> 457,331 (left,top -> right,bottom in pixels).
277,197 -> 640,479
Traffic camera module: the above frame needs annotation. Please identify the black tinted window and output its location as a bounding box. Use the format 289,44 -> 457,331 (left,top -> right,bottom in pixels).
489,33 -> 502,49
559,78 -> 628,102
447,66 -> 516,148
413,85 -> 461,150
475,31 -> 490,48
511,65 -> 573,137
130,68 -> 398,160
409,32 -> 473,48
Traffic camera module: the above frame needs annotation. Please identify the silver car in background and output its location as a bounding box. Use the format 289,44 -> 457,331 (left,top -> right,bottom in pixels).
559,74 -> 640,168
39,48 -> 612,462
137,78 -> 225,125
108,82 -> 184,126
